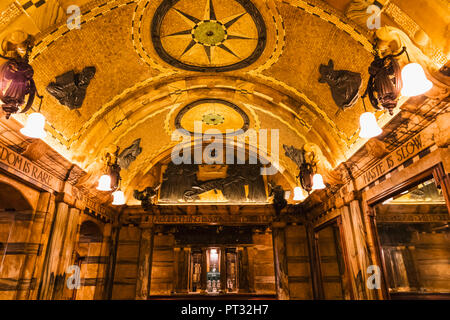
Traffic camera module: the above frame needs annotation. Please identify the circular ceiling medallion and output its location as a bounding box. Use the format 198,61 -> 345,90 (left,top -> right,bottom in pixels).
175,99 -> 250,135
152,0 -> 267,72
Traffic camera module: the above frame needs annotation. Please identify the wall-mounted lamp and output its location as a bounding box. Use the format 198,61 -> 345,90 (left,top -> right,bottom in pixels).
359,111 -> 382,139
358,46 -> 432,140
97,174 -> 112,191
296,148 -> 326,192
298,152 -> 314,193
364,46 -> 433,115
359,96 -> 382,139
284,144 -> 327,195
96,148 -> 124,205
0,34 -> 38,119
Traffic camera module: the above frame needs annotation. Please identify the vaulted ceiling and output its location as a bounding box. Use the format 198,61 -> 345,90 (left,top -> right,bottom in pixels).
1,0 -> 449,204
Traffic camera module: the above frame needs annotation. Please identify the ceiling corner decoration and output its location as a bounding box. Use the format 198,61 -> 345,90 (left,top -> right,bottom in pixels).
134,0 -> 286,73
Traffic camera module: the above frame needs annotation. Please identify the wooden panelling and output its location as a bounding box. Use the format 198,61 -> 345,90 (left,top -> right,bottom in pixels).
149,234 -> 174,295
285,225 -> 313,300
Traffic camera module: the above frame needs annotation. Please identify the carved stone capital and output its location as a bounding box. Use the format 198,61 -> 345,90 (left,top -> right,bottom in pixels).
272,221 -> 287,229
434,112 -> 450,148
54,192 -> 75,207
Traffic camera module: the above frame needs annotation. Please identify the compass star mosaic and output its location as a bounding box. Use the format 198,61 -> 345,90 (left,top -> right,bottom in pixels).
152,0 -> 267,72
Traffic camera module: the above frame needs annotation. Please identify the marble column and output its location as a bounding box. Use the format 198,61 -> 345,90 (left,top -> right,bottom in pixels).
237,247 -> 249,293
135,227 -> 154,300
200,248 -> 207,292
15,192 -> 54,300
94,223 -> 112,300
38,201 -> 71,300
180,247 -> 190,293
173,247 -> 181,294
53,207 -> 81,300
272,221 -> 290,300
220,248 -> 226,293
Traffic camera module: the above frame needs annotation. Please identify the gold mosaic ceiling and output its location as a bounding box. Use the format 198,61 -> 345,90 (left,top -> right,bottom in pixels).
1,0 -> 448,203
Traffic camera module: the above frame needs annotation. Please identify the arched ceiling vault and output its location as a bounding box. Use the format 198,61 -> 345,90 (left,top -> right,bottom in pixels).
1,0 -> 449,204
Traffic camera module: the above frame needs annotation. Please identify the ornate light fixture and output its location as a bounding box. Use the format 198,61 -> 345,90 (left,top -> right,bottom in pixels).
359,111 -> 382,139
296,149 -> 325,193
96,147 -> 127,206
358,46 -> 432,140
297,151 -> 315,193
96,148 -> 122,193
97,174 -> 112,191
0,32 -> 38,119
364,47 -> 404,115
284,144 -> 327,194
364,46 -> 433,115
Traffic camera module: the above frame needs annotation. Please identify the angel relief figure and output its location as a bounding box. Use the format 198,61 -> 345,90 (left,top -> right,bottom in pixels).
117,138 -> 142,169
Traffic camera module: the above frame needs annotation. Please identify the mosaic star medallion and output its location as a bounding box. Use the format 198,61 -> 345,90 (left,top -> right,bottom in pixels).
202,113 -> 225,125
152,0 -> 267,72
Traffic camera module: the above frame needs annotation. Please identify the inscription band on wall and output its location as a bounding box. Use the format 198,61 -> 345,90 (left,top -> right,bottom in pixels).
356,131 -> 433,190
0,142 -> 61,191
148,215 -> 274,225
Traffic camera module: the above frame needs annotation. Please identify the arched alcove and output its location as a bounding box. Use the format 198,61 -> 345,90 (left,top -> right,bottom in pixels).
0,182 -> 33,211
79,220 -> 103,243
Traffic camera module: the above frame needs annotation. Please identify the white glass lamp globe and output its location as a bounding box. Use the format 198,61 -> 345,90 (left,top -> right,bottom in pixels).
293,187 -> 306,201
20,112 -> 46,139
401,63 -> 433,97
359,112 -> 382,139
97,174 -> 112,191
112,189 -> 126,205
312,174 -> 326,190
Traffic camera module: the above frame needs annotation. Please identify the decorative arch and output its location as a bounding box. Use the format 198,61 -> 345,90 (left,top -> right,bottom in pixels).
79,220 -> 103,243
0,182 -> 33,211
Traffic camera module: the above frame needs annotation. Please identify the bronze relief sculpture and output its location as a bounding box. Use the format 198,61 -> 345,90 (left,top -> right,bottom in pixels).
117,138 -> 142,170
319,59 -> 362,110
268,183 -> 287,215
46,66 -> 96,110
